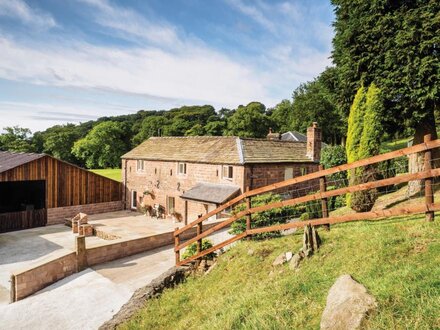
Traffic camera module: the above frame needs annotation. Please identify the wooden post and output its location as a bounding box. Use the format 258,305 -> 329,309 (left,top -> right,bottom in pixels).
245,186 -> 252,239
424,134 -> 434,222
10,274 -> 16,303
319,165 -> 330,230
197,215 -> 203,254
174,227 -> 180,265
184,201 -> 188,225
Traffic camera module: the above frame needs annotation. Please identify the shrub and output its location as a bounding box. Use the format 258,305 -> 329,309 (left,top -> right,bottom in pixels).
320,145 -> 347,186
229,193 -> 298,239
182,239 -> 216,260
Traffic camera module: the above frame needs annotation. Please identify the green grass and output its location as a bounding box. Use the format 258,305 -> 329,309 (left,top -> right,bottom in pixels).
380,137 -> 410,153
90,168 -> 122,182
121,215 -> 440,330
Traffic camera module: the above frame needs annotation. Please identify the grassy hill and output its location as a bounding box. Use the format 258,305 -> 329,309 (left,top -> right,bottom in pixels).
90,169 -> 122,182
120,213 -> 439,329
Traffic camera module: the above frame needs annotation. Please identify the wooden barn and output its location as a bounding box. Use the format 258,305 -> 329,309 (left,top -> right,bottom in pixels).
0,151 -> 123,233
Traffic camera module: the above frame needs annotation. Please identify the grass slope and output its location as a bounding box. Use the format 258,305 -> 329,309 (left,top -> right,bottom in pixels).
90,169 -> 122,182
121,215 -> 440,330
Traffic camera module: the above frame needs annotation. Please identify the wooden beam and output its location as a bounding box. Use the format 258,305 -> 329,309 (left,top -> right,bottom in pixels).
246,203 -> 440,235
177,232 -> 246,266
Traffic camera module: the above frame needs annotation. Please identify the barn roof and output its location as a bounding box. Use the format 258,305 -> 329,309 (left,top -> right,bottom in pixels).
122,136 -> 313,164
0,151 -> 45,174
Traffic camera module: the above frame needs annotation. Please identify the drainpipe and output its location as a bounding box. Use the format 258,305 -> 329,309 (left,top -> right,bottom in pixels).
123,159 -> 128,210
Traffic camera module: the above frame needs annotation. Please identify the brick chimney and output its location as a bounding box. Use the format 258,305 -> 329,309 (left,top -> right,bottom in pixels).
306,122 -> 322,162
266,128 -> 280,140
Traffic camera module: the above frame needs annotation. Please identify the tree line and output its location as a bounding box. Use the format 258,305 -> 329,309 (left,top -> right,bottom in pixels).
1,0 -> 438,173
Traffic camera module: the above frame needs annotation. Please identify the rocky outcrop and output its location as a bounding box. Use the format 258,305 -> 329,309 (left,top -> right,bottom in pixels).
100,266 -> 189,330
320,274 -> 377,330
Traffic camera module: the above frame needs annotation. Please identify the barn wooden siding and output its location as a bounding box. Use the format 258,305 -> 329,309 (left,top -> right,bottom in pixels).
0,156 -> 122,208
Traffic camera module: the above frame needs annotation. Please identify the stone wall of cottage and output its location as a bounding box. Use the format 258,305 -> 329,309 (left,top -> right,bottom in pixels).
243,163 -> 320,196
123,159 -> 245,223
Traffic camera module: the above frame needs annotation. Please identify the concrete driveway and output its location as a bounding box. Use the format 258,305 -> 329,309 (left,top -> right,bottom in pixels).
0,228 -> 232,330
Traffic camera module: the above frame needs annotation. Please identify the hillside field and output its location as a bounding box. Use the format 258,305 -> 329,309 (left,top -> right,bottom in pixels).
121,214 -> 440,329
90,169 -> 122,182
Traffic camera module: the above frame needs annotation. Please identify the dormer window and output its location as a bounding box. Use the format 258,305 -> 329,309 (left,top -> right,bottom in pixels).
222,165 -> 233,179
136,160 -> 145,172
178,162 -> 187,175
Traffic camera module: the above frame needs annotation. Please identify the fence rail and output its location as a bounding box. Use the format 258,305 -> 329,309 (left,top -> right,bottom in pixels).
174,134 -> 439,266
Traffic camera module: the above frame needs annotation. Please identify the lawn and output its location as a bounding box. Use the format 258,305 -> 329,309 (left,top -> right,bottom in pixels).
90,168 -> 122,182
121,214 -> 440,329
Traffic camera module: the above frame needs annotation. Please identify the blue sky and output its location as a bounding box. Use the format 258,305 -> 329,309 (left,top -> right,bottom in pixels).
0,0 -> 334,132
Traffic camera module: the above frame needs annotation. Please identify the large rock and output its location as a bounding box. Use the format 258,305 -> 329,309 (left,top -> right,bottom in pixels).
320,274 -> 377,330
272,253 -> 287,267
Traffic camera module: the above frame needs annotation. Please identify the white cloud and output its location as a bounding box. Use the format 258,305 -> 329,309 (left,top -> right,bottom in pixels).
78,0 -> 181,47
0,35 -> 269,108
224,0 -> 276,33
0,0 -> 56,29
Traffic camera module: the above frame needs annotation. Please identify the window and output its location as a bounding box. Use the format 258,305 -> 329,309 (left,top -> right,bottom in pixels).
222,165 -> 233,179
136,160 -> 145,172
300,167 -> 307,176
284,167 -> 293,180
178,162 -> 187,175
131,190 -> 137,209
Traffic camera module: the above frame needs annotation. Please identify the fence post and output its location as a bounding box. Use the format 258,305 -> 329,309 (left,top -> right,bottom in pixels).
319,165 -> 330,231
245,186 -> 252,239
174,228 -> 180,265
197,215 -> 203,254
424,134 -> 434,222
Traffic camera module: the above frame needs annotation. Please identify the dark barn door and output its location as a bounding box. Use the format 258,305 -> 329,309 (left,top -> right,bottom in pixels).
0,180 -> 47,233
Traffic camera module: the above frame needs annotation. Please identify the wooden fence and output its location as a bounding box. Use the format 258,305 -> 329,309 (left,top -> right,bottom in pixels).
174,135 -> 439,266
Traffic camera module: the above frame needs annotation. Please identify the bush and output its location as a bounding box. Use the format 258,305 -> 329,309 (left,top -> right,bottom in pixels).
350,167 -> 379,212
229,193 -> 298,239
182,239 -> 216,260
320,145 -> 347,186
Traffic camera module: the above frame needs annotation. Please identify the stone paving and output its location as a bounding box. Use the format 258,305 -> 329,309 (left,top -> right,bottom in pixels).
0,210 -> 232,329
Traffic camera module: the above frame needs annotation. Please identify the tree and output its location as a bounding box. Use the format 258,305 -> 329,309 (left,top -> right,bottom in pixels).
0,126 -> 35,152
289,67 -> 345,144
40,124 -> 81,164
185,124 -> 205,136
346,84 -> 384,211
72,121 -> 127,169
225,102 -> 272,138
346,86 -> 367,164
204,121 -> 226,136
270,99 -> 294,133
132,116 -> 169,145
332,0 -> 440,142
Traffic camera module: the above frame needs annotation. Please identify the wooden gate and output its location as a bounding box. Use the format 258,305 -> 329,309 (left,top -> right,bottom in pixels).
0,209 -> 47,233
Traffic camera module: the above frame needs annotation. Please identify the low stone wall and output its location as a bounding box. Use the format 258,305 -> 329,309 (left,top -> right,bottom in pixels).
11,250 -> 77,302
87,223 -> 217,266
47,201 -> 123,225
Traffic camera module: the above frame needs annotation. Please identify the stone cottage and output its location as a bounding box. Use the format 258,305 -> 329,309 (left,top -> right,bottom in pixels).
121,123 -> 322,224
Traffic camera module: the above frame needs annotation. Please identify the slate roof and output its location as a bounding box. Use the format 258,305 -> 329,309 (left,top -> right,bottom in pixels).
0,151 -> 45,174
122,136 -> 313,164
180,183 -> 240,204
281,131 -> 307,142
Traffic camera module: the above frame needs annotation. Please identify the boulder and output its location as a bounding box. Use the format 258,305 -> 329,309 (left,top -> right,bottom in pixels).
285,251 -> 293,262
320,274 -> 377,330
289,253 -> 303,270
272,253 -> 287,267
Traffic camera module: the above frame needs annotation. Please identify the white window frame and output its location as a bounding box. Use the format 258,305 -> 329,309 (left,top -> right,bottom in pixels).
178,162 -> 187,175
136,160 -> 145,172
222,165 -> 233,180
131,190 -> 138,209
